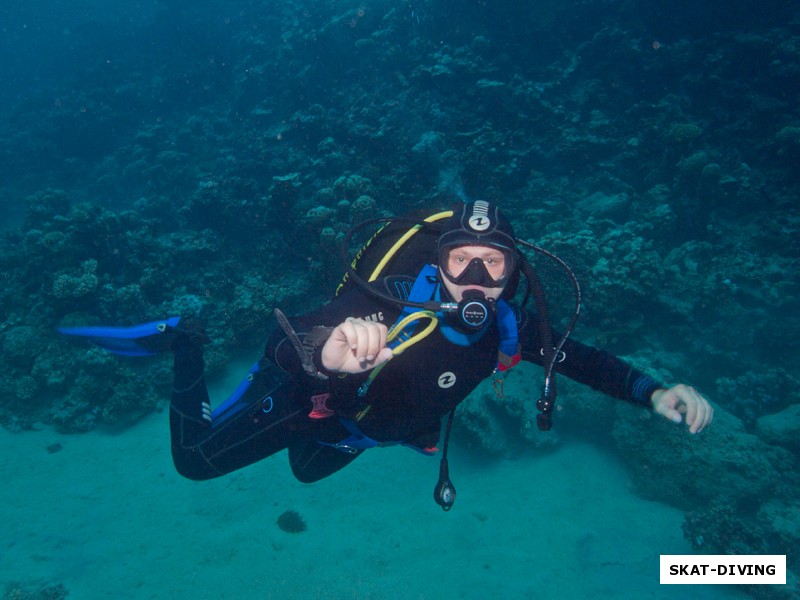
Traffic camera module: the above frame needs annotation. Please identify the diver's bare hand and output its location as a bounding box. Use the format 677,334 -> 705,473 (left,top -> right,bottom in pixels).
321,318 -> 393,373
651,384 -> 714,434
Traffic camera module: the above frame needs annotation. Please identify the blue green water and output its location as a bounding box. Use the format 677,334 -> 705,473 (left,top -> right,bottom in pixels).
1,1 -> 797,598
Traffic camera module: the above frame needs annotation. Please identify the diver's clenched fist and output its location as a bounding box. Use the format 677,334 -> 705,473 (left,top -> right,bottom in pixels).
321,317 -> 393,374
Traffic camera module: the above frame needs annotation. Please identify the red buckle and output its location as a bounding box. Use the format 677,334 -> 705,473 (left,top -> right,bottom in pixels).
496,351 -> 521,373
308,393 -> 335,419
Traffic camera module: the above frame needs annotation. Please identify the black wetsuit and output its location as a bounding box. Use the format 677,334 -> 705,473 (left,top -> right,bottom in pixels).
169,275 -> 662,483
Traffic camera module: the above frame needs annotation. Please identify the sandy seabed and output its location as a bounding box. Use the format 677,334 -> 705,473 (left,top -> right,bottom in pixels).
1,368 -> 747,600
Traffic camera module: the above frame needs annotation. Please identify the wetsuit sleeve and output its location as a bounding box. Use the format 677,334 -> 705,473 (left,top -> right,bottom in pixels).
264,288 -> 391,412
517,309 -> 663,407
265,287 -> 381,375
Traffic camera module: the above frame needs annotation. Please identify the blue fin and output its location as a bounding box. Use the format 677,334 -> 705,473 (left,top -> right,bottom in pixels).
58,316 -> 183,356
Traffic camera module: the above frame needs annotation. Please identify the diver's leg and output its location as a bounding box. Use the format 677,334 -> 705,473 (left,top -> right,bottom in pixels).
170,337 -> 213,449
169,339 -> 306,480
288,437 -> 363,483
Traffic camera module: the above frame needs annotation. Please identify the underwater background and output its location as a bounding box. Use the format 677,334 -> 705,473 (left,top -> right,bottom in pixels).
1,1 -> 798,598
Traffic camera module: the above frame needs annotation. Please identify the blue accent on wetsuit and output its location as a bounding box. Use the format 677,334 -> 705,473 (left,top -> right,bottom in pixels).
318,418 -> 437,456
210,361 -> 263,426
317,418 -> 382,452
631,374 -> 661,406
169,340 -> 358,483
495,300 -> 519,359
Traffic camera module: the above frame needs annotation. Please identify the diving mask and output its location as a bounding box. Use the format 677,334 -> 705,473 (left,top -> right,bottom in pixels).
439,244 -> 517,288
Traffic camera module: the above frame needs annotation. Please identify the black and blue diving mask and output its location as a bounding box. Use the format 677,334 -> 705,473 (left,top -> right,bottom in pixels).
439,244 -> 517,288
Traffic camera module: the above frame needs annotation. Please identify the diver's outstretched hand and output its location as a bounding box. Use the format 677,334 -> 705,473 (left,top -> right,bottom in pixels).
651,384 -> 714,434
321,317 -> 393,374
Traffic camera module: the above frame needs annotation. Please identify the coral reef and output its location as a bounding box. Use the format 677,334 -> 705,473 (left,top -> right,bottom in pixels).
613,403 -> 800,591
2,582 -> 68,600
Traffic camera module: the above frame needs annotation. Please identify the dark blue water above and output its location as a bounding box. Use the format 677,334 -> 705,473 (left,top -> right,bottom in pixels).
1,1 -> 798,596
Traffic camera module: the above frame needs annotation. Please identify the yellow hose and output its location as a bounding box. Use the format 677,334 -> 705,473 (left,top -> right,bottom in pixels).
387,310 -> 438,355
367,210 -> 453,282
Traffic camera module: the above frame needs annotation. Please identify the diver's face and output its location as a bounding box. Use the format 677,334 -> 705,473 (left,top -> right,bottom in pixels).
439,245 -> 507,302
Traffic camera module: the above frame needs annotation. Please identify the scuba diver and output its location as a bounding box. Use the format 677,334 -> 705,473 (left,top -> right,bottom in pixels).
60,201 -> 713,510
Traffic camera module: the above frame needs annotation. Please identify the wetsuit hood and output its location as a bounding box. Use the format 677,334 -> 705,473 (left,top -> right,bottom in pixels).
437,200 -> 520,296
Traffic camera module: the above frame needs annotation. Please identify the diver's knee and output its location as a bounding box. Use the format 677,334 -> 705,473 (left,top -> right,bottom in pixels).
289,441 -> 360,483
172,455 -> 219,481
290,462 -> 327,483
289,453 -> 331,483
